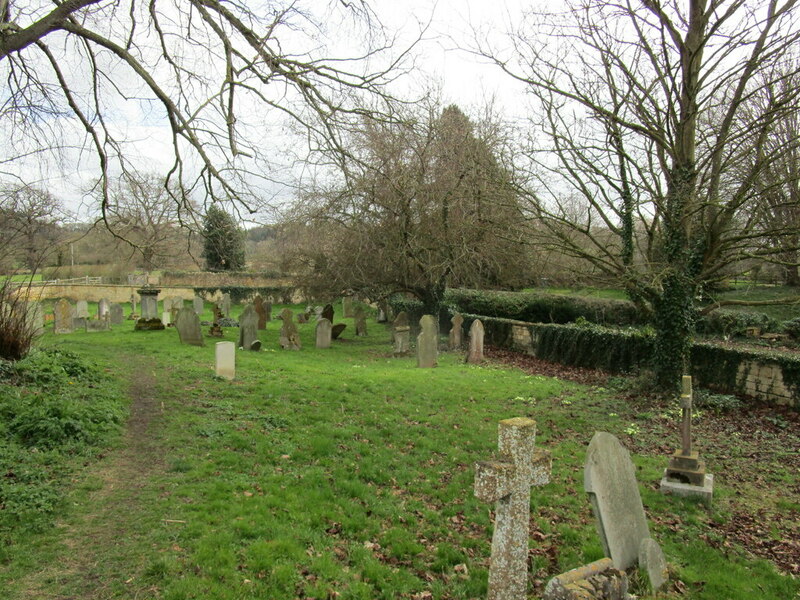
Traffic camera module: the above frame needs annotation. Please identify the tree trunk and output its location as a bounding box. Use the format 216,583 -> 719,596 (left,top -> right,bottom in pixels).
652,270 -> 695,394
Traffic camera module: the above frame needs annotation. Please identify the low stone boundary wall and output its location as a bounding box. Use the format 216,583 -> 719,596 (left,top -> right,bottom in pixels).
23,284 -> 202,304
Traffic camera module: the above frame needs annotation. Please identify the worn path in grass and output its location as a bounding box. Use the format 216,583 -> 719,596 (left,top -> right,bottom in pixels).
14,354 -> 166,599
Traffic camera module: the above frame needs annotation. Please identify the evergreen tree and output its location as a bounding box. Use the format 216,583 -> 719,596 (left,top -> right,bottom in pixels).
202,206 -> 245,271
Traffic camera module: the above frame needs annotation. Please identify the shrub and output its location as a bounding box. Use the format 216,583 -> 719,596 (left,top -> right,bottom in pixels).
782,317 -> 800,340
0,278 -> 40,361
695,309 -> 779,337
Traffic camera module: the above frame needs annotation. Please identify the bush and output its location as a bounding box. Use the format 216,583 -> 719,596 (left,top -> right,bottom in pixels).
782,317 -> 800,340
0,279 -> 40,361
695,309 -> 779,337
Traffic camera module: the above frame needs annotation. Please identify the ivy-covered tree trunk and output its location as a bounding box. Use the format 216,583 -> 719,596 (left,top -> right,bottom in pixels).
418,281 -> 447,325
652,270 -> 695,393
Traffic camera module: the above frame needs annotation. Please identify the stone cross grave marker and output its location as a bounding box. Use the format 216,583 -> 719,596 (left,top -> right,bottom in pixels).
193,295 -> 204,315
54,299 -> 75,334
449,313 -> 464,350
316,318 -> 332,349
466,319 -> 485,364
416,314 -> 438,367
238,305 -> 261,350
279,308 -> 301,350
215,341 -> 235,380
474,417 -> 552,600
354,306 -> 367,336
76,300 -> 89,318
109,303 -> 124,325
175,307 -> 205,346
584,431 -> 651,570
253,295 -> 267,330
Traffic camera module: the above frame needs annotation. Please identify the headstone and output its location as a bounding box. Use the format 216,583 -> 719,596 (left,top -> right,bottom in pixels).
86,319 -> 110,332
208,304 -> 224,337
466,319 -> 485,364
162,311 -> 171,326
253,295 -> 267,330
584,432 -> 651,570
354,306 -> 367,337
543,558 -> 628,600
27,302 -> 44,336
215,341 -> 235,380
638,538 -> 669,593
297,312 -> 309,324
175,307 -> 205,346
171,297 -> 185,311
660,375 -> 714,503
264,301 -> 272,323
474,417 -> 552,600
342,295 -> 354,318
130,293 -> 138,314
316,318 -> 332,349
449,313 -> 464,350
279,308 -> 301,350
392,311 -> 410,355
162,297 -> 173,314
109,303 -> 124,325
138,288 -> 160,319
219,293 -> 231,318
193,295 -> 204,316
72,317 -> 87,330
54,299 -> 75,334
376,300 -> 389,323
314,306 -> 324,321
238,305 -> 260,351
331,323 -> 346,339
97,297 -> 110,319
321,303 -> 334,323
416,314 -> 438,367
76,300 -> 89,318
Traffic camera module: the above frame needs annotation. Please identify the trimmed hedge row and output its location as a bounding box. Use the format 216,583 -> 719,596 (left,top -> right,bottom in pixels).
193,286 -> 295,304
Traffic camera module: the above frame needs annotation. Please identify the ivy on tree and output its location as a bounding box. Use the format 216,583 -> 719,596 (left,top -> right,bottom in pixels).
202,206 -> 245,272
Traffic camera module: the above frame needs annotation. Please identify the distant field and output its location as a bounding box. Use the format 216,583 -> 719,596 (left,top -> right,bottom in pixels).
528,287 -> 630,300
0,274 -> 43,282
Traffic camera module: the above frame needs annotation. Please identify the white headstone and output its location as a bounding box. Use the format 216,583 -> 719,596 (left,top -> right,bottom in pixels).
215,341 -> 235,380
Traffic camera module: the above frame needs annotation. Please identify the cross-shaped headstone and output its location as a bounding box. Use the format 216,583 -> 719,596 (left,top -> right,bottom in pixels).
679,375 -> 693,456
474,417 -> 552,600
663,375 -> 709,487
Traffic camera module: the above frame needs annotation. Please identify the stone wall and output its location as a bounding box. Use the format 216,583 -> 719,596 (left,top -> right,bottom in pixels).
22,284 -> 198,304
159,271 -> 294,288
734,360 -> 795,407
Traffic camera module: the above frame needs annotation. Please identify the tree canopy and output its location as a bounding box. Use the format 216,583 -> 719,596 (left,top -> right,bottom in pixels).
202,205 -> 245,272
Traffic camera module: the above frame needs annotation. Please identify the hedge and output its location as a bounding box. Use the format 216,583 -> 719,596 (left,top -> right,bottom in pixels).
193,286 -> 295,304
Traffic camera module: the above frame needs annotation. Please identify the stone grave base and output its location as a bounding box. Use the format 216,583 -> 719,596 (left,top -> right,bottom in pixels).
543,558 -> 628,600
660,472 -> 714,505
134,318 -> 165,331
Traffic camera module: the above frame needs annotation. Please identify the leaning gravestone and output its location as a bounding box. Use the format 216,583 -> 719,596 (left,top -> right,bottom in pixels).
466,319 -> 485,364
193,295 -> 204,316
279,308 -> 301,350
219,293 -> 232,318
175,307 -> 205,346
215,341 -> 235,380
354,306 -> 367,337
474,417 -> 552,600
316,318 -> 332,349
449,313 -> 464,350
76,300 -> 89,318
238,305 -> 261,351
416,314 -> 438,368
638,537 -> 669,593
584,431 -> 651,570
253,295 -> 267,330
321,303 -> 334,323
54,299 -> 75,334
109,303 -> 124,325
331,323 -> 346,339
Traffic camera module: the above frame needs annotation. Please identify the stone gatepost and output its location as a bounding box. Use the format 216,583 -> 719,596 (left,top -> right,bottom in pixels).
474,417 -> 552,600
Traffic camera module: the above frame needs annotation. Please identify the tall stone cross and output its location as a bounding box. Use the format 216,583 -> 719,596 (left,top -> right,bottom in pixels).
679,375 -> 693,456
474,417 -> 552,600
663,374 -> 709,488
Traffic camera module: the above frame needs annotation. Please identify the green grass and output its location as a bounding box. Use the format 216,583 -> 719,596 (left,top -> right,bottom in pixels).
713,285 -> 800,321
0,303 -> 796,599
527,287 -> 630,300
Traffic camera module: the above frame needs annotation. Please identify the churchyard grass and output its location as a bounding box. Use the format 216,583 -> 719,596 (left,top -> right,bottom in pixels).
0,303 -> 797,599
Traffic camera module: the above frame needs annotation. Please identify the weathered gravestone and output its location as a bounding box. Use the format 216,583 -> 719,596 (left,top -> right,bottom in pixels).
193,295 -> 204,316
376,300 -> 389,323
660,375 -> 714,504
474,417 -> 552,600
172,297 -> 185,311
109,303 -> 124,325
26,302 -> 44,336
316,318 -> 332,349
86,319 -> 110,332
162,311 -> 172,326
253,295 -> 267,330
130,293 -> 138,315
279,308 -> 301,350
97,297 -> 110,319
416,314 -> 438,368
238,305 -> 261,351
449,313 -> 464,350
342,295 -> 354,318
584,432 -> 651,570
638,537 -> 669,593
175,307 -> 205,346
392,311 -> 410,355
331,323 -> 346,340
543,558 -> 628,600
297,312 -> 309,324
321,303 -> 334,323
215,341 -> 235,380
135,287 -> 165,330
354,306 -> 367,337
466,319 -> 485,364
219,293 -> 231,318
54,299 -> 75,334
76,300 -> 89,318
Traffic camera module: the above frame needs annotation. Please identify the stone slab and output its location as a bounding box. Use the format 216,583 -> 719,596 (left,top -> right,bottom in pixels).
638,537 -> 668,593
660,472 -> 714,505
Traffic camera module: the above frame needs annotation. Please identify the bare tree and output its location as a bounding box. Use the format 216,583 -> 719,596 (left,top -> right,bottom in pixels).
0,1 -> 411,225
474,1 -> 800,390
0,182 -> 65,270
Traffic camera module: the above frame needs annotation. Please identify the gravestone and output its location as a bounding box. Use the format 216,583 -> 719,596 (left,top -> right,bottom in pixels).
392,311 -> 410,355
130,293 -> 138,314
54,299 -> 75,334
109,303 -> 124,325
416,314 -> 438,368
279,308 -> 301,350
376,300 -> 389,323
321,303 -> 334,323
27,302 -> 44,336
543,558 -> 628,600
584,431 -> 651,570
175,307 -> 205,346
474,417 -> 552,600
219,293 -> 231,318
660,375 -> 714,503
331,323 -> 346,339
297,312 -> 309,324
98,297 -> 110,319
193,295 -> 204,315
215,341 -> 235,380
354,306 -> 367,337
238,305 -> 261,350
264,300 -> 272,323
76,300 -> 89,318
162,311 -> 171,326
316,318 -> 332,349
465,319 -> 485,364
162,297 -> 174,314
253,295 -> 267,330
449,313 -> 464,350
342,295 -> 354,318
314,306 -> 324,321
135,287 -> 164,330
86,319 -> 110,332
638,538 -> 669,593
